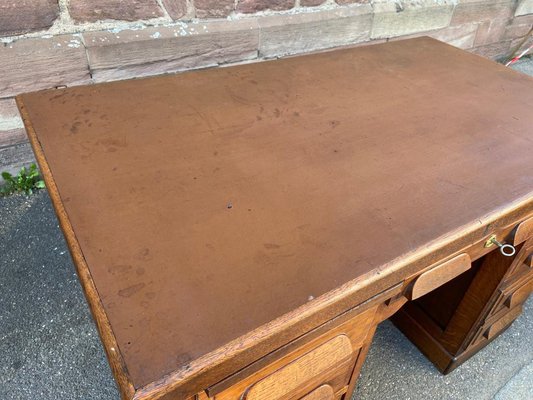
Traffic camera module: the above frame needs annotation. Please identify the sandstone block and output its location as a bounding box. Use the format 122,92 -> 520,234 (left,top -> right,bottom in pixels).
0,35 -> 91,99
451,0 -> 514,26
0,99 -> 26,148
470,40 -> 512,59
371,0 -> 455,39
474,18 -> 510,46
432,23 -> 479,48
259,6 -> 373,58
515,0 -> 533,16
504,15 -> 533,40
84,20 -> 259,82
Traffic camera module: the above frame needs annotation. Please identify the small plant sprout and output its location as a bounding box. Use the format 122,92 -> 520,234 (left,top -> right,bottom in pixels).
0,163 -> 46,196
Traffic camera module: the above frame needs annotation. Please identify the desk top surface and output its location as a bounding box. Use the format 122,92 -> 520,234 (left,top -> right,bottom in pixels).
18,37 -> 533,392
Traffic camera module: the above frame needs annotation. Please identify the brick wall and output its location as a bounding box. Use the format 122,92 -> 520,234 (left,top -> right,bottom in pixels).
1,0 -> 532,177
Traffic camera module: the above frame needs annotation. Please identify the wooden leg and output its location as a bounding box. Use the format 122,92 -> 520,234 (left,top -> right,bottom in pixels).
344,295 -> 408,398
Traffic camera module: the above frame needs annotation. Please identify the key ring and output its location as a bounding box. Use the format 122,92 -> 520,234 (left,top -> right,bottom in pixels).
484,235 -> 516,257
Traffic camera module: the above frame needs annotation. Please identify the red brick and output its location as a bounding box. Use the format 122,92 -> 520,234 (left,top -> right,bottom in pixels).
0,35 -> 91,98
0,0 -> 59,37
237,0 -> 295,13
68,0 -> 163,22
196,0 -> 235,17
161,0 -> 187,19
300,0 -> 327,6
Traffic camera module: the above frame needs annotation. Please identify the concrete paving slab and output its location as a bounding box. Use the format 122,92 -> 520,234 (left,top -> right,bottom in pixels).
494,360 -> 533,400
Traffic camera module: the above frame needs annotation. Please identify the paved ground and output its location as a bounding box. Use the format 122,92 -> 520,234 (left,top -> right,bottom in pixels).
1,57 -> 532,400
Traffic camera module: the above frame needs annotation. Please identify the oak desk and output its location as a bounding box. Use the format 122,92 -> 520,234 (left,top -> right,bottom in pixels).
17,37 -> 533,400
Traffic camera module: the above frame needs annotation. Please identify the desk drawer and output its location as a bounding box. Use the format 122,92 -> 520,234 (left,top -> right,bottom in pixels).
299,385 -> 336,400
243,335 -> 352,400
512,216 -> 533,246
483,305 -> 523,340
210,306 -> 378,400
503,238 -> 533,285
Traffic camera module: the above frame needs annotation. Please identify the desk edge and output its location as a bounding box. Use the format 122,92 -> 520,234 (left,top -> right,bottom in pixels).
16,92 -> 533,400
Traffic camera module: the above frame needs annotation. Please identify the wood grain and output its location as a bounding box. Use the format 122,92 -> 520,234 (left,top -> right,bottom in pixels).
244,335 -> 352,400
505,278 -> 533,309
212,306 -> 377,400
300,385 -> 335,400
512,216 -> 533,245
206,285 -> 399,397
408,254 -> 471,300
483,305 -> 523,340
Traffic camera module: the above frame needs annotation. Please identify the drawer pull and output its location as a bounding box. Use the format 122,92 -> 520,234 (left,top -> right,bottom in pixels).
300,385 -> 335,400
244,335 -> 353,400
505,279 -> 533,309
484,235 -> 516,257
484,305 -> 522,340
513,216 -> 533,245
408,253 -> 471,300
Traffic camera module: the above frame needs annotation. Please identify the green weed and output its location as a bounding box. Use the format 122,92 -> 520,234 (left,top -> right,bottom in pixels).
1,163 -> 45,196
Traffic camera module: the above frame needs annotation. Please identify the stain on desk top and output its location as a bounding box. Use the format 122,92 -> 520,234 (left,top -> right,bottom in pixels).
17,37 -> 533,390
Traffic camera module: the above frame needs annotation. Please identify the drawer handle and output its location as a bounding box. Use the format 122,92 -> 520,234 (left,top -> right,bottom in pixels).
244,335 -> 353,400
513,216 -> 533,245
484,235 -> 516,257
408,253 -> 471,300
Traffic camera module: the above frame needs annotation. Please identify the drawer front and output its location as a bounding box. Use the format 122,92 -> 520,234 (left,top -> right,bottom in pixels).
299,385 -> 335,400
484,262 -> 532,326
503,238 -> 533,285
408,253 -> 471,300
244,335 -> 353,400
484,305 -> 523,340
505,277 -> 533,310
212,306 -> 378,400
513,216 -> 533,246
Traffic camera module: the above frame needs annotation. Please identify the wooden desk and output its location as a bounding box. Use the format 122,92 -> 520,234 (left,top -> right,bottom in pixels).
17,37 -> 533,400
